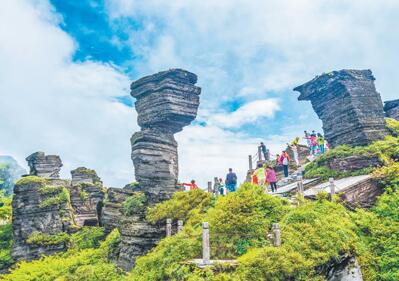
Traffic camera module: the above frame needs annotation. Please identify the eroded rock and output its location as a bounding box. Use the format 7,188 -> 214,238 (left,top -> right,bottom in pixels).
69,167 -> 105,227
26,152 -> 62,179
384,99 -> 399,120
11,177 -> 75,261
326,155 -> 381,173
294,69 -> 389,147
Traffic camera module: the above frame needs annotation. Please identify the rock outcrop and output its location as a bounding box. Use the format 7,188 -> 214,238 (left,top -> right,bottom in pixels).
108,69 -> 200,270
69,167 -> 105,227
26,152 -> 62,178
294,69 -> 389,147
11,176 -> 75,261
326,155 -> 381,173
384,99 -> 399,120
130,68 -> 201,202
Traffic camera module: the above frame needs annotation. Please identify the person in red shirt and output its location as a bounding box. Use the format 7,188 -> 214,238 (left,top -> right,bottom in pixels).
183,180 -> 198,191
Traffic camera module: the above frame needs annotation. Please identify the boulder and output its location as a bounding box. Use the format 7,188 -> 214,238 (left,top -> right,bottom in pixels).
26,152 -> 62,179
114,69 -> 200,270
326,155 -> 381,173
11,177 -> 75,261
384,99 -> 399,120
69,167 -> 105,227
294,70 -> 389,147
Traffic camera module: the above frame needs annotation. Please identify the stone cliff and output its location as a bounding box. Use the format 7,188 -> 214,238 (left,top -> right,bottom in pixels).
384,99 -> 399,120
103,69 -> 201,271
130,68 -> 201,202
294,69 -> 389,147
69,167 -> 105,227
11,153 -> 104,262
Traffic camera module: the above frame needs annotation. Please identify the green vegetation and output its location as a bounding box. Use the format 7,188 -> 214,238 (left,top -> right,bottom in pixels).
0,192 -> 13,270
146,188 -> 212,223
39,185 -> 64,195
305,118 -> 399,180
15,176 -> 47,186
27,232 -> 70,246
3,229 -> 124,281
122,192 -> 147,216
39,187 -> 70,208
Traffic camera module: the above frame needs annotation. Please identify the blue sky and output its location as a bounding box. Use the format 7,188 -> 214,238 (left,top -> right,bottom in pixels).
1,0 -> 399,187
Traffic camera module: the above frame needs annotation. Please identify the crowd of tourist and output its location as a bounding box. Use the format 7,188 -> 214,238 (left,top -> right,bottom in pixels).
182,130 -> 328,195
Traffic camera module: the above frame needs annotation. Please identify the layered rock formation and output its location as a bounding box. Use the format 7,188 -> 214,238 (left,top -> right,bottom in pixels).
69,167 -> 105,227
326,155 -> 381,173
294,69 -> 389,147
130,68 -> 201,202
26,152 -> 62,178
101,185 -> 165,270
384,99 -> 399,120
106,69 -> 200,270
12,176 -> 75,261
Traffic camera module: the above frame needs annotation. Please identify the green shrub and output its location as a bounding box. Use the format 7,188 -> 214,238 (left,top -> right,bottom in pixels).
15,176 -> 46,186
373,162 -> 399,190
26,231 -> 69,246
69,227 -> 105,250
0,223 -> 14,269
123,192 -> 147,216
386,118 -> 399,135
38,185 -> 64,195
3,229 -> 124,281
39,187 -> 70,208
146,188 -> 212,223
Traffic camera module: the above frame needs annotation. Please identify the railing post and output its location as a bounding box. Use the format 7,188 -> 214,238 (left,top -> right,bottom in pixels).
248,155 -> 253,171
166,218 -> 172,237
329,177 -> 335,200
207,181 -> 212,194
273,223 -> 281,246
177,220 -> 183,233
214,177 -> 220,197
202,222 -> 210,265
258,146 -> 263,161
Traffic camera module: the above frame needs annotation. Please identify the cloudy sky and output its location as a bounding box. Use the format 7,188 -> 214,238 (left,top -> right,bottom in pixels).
1,0 -> 398,187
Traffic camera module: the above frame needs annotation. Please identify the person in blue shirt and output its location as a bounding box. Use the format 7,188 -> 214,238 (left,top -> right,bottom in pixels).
225,168 -> 238,192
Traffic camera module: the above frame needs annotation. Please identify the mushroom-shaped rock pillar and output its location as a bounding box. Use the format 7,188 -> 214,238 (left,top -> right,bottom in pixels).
294,69 -> 389,147
130,69 -> 201,202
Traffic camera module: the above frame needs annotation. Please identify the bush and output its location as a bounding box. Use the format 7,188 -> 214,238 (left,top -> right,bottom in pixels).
0,223 -> 13,269
26,232 -> 69,246
39,187 -> 70,208
15,176 -> 46,186
146,189 -> 212,224
3,229 -> 124,281
123,192 -> 147,216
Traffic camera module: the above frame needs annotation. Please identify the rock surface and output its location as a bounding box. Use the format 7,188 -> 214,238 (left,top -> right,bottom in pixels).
11,177 -> 75,261
26,152 -> 62,178
111,69 -> 201,270
100,186 -> 165,270
294,69 -> 389,147
69,167 -> 105,227
326,155 -> 381,173
130,69 -> 201,201
384,99 -> 399,120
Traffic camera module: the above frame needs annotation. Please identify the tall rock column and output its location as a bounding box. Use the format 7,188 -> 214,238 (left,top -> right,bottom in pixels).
294,69 -> 389,147
109,69 -> 200,271
130,68 -> 201,202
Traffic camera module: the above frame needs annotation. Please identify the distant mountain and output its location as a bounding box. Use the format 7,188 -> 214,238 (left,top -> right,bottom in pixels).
0,156 -> 26,195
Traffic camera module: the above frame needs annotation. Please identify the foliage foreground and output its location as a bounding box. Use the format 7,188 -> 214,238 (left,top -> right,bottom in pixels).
1,119 -> 398,280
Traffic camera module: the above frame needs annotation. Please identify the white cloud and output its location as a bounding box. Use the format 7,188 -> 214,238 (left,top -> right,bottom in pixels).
0,0 -> 136,187
209,99 -> 280,128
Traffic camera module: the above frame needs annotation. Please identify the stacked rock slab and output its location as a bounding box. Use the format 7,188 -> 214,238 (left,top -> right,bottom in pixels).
69,167 -> 105,227
384,99 -> 399,120
26,152 -> 62,178
111,69 -> 200,270
12,153 -> 75,261
130,69 -> 201,202
294,69 -> 389,147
